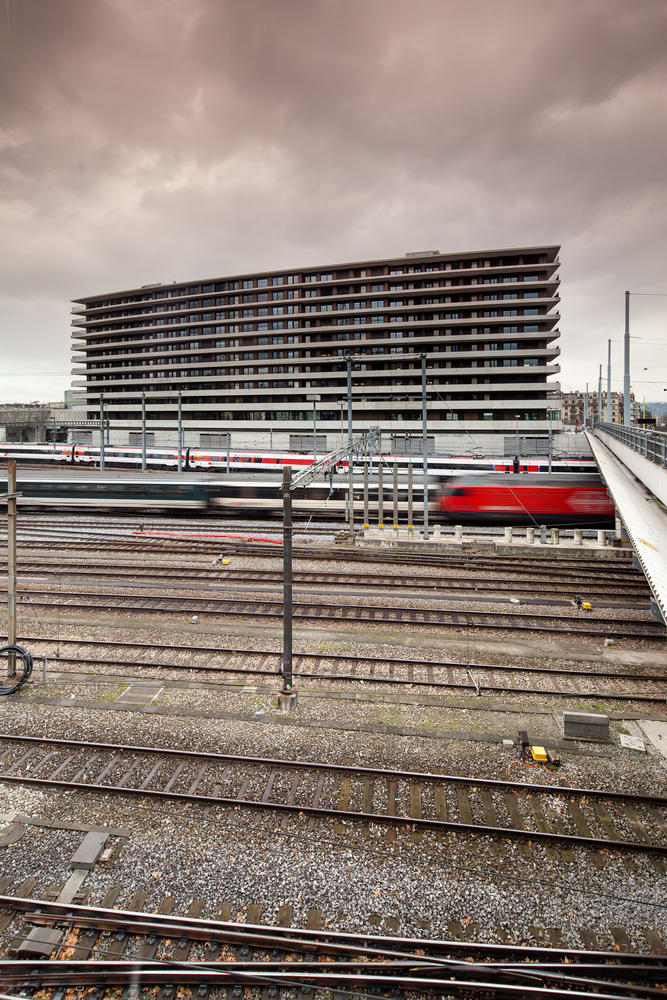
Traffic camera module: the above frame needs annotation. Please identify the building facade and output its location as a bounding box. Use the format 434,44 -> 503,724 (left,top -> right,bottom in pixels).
71,245 -> 561,452
561,391 -> 639,430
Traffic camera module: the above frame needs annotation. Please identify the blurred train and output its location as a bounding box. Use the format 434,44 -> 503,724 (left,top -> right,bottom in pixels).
0,441 -> 597,475
436,474 -> 615,527
0,470 -> 613,527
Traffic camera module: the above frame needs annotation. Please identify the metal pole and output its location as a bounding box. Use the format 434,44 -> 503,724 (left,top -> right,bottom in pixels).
141,392 -> 147,472
421,353 -> 428,540
598,365 -> 603,423
363,459 -> 369,530
177,392 -> 183,472
7,459 -> 16,677
312,399 -> 317,454
281,466 -> 293,693
407,460 -> 413,537
99,394 -> 105,472
377,460 -> 384,530
584,383 -> 589,428
606,339 -> 612,423
346,356 -> 354,532
393,460 -> 399,532
548,412 -> 552,473
624,290 -> 631,425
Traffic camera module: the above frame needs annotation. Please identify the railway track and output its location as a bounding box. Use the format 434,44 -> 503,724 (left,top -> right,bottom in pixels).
0,733 -> 665,857
8,587 -> 665,639
2,526 -> 640,574
4,558 -> 652,600
0,894 -> 665,997
7,636 -> 667,703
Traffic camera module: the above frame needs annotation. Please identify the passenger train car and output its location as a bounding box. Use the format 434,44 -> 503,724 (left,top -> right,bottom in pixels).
436,474 -> 615,527
0,441 -> 597,475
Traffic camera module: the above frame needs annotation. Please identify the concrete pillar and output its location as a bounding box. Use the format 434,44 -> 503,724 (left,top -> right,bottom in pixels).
504,526 -> 513,544
597,529 -> 606,546
615,516 -> 622,539
432,525 -> 441,540
526,527 -> 535,544
573,529 -> 583,546
454,524 -> 463,542
550,528 -> 560,545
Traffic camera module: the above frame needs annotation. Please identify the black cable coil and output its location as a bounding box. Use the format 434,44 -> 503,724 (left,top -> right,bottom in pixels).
0,645 -> 34,695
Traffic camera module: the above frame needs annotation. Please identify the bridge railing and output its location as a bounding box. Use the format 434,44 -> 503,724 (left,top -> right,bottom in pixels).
594,422 -> 666,468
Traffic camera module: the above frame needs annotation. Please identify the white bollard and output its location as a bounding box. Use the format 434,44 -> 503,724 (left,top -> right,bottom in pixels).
615,516 -> 622,540
597,529 -> 606,546
504,526 -> 513,544
550,528 -> 560,545
573,529 -> 583,546
454,524 -> 463,542
432,525 -> 441,539
526,527 -> 535,544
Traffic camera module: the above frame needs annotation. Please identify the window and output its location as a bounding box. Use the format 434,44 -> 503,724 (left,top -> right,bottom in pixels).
524,308 -> 539,315
272,276 -> 284,286
524,274 -> 539,281
129,432 -> 155,446
257,277 -> 268,287
524,324 -> 539,332
524,291 -> 539,298
320,272 -> 333,281
503,326 -> 518,333
243,279 -> 254,289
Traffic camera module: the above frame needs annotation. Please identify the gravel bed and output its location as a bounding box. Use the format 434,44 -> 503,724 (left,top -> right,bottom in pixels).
0,529 -> 663,959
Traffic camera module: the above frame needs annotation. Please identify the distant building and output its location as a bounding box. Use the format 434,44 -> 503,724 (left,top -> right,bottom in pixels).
561,391 -> 640,429
71,245 -> 561,452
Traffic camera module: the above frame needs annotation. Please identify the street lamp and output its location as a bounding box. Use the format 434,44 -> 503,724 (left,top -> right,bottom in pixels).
306,393 -> 321,454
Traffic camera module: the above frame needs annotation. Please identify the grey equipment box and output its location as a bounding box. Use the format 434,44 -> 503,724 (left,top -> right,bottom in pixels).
562,711 -> 610,742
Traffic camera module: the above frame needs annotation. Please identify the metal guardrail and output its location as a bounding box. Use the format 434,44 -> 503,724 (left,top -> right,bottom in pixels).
594,422 -> 666,468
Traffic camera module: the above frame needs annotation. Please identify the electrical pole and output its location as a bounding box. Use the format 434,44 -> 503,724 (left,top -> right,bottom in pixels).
141,392 -> 147,472
624,290 -> 631,425
7,460 -> 17,676
606,339 -> 612,423
598,365 -> 603,423
177,392 -> 183,472
421,353 -> 429,540
584,383 -> 589,428
281,465 -> 293,698
346,356 -> 354,532
99,394 -> 105,471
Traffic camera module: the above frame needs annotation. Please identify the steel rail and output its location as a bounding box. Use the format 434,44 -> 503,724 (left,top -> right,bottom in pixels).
1,732 -> 663,804
2,559 -> 651,594
0,735 -> 664,853
3,590 -> 663,638
21,652 -> 667,703
0,960 -> 660,997
5,896 -> 665,965
9,634 -> 666,683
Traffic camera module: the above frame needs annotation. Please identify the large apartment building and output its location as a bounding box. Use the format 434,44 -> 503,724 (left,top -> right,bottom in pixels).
561,391 -> 639,429
71,245 -> 561,452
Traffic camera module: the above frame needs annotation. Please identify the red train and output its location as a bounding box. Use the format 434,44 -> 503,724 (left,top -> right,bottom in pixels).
436,474 -> 615,527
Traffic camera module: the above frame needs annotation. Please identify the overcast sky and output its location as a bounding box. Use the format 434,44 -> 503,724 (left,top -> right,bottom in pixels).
1,0 -> 666,404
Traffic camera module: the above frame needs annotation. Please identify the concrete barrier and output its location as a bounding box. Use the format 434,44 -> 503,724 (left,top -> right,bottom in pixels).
526,527 -> 535,543
597,530 -> 606,546
563,711 -> 609,742
550,528 -> 560,545
454,524 -> 463,541
504,526 -> 513,543
573,529 -> 582,546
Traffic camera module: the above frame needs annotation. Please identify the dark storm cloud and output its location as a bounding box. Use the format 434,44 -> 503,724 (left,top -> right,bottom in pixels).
1,0 -> 666,401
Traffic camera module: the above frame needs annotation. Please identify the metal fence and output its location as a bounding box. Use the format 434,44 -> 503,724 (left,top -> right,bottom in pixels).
594,422 -> 666,468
